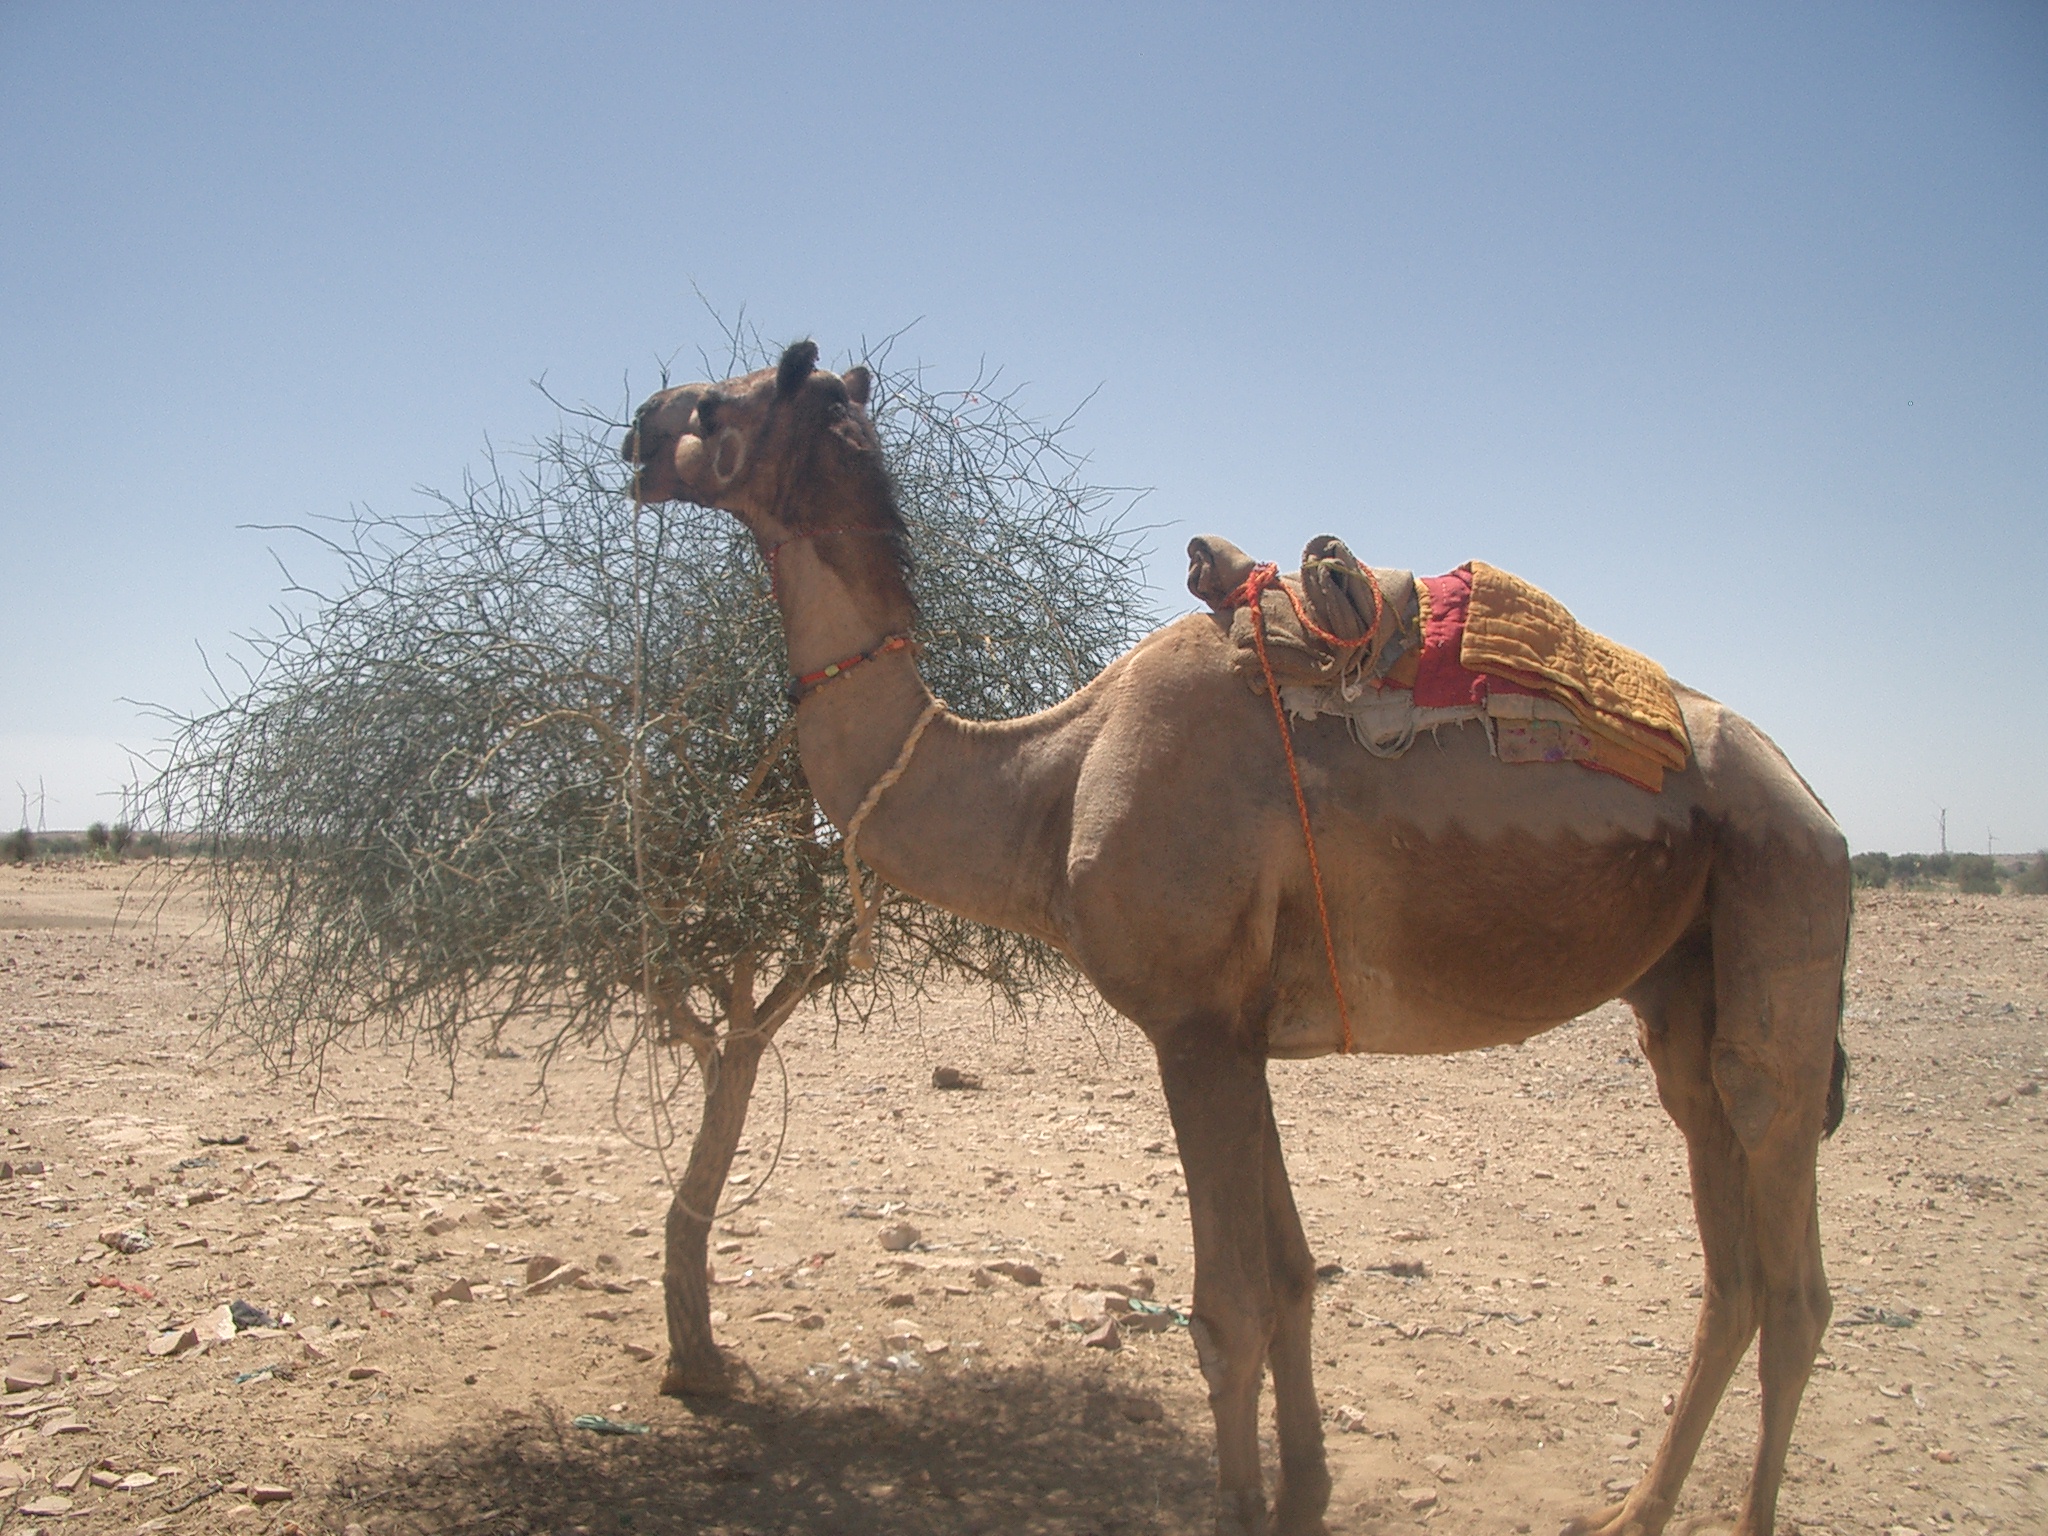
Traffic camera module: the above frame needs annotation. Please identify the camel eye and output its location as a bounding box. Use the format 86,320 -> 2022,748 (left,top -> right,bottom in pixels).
696,393 -> 724,433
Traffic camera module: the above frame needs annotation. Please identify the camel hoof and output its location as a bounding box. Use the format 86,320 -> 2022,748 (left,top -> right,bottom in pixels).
1558,1502 -> 1628,1536
1271,1463 -> 1333,1535
1213,1489 -> 1269,1536
1558,1493 -> 1687,1536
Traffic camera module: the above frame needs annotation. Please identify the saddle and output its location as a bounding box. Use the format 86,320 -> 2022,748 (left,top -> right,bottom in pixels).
1186,534 -> 1421,692
1188,535 -> 1691,791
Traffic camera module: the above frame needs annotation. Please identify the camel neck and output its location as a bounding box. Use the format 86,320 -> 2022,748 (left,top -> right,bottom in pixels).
769,538 -> 1073,947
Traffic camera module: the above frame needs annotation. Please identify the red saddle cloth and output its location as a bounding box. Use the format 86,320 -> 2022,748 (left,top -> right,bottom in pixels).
1404,565 -> 1684,792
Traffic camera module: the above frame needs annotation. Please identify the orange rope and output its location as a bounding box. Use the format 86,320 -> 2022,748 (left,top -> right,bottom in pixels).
1230,564 -> 1356,1054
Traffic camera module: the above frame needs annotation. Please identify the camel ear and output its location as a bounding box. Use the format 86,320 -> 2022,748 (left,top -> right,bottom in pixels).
843,365 -> 872,408
777,339 -> 819,396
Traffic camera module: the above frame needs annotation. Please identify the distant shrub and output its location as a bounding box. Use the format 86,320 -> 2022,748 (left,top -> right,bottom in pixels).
3,828 -> 30,864
1926,852 -> 1954,879
109,822 -> 133,857
1953,853 -> 2001,895
2015,852 -> 2048,896
1850,851 -> 1891,889
85,822 -> 110,852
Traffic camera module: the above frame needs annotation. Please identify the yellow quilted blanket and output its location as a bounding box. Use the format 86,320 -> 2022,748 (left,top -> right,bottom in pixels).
1462,562 -> 1690,774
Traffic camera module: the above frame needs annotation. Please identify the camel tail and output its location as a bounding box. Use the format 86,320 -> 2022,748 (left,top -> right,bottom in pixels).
1824,1038 -> 1849,1139
1824,895 -> 1852,1138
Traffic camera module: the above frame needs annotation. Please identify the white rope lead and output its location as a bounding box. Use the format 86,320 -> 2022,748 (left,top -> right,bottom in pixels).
841,697 -> 948,969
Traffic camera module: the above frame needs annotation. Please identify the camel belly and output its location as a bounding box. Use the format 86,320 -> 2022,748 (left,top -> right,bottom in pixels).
1265,763 -> 1713,1059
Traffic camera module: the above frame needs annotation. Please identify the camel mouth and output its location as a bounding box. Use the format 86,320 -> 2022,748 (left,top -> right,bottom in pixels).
622,384 -> 712,501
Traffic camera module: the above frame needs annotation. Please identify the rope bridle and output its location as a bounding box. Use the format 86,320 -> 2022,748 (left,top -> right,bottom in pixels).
1223,562 -> 1367,1054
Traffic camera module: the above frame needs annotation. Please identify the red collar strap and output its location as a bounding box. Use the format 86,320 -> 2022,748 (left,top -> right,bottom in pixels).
786,633 -> 915,706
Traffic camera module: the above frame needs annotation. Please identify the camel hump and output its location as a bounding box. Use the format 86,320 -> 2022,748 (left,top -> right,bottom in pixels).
1187,535 -> 1258,612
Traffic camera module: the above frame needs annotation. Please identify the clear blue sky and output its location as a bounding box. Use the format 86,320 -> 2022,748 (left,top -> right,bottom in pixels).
3,3 -> 2042,853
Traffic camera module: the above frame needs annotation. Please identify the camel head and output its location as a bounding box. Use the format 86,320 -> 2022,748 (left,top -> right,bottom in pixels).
622,340 -> 888,546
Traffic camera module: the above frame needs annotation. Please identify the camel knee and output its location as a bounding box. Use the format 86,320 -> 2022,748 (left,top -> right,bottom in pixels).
1191,1310 -> 1272,1398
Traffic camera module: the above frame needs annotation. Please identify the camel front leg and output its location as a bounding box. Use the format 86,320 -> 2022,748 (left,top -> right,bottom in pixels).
1260,1097 -> 1332,1535
1158,1031 -> 1276,1536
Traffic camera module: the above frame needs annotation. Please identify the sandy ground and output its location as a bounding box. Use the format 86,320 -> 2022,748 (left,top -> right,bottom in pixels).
1,863 -> 2043,1536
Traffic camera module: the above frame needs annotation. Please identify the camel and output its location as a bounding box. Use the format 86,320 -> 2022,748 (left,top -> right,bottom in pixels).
623,341 -> 1852,1536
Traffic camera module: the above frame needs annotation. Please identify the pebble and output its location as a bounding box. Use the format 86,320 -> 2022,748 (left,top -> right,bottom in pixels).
930,1066 -> 983,1090
524,1263 -> 587,1296
3,1357 -> 58,1391
877,1222 -> 921,1252
18,1493 -> 71,1517
1119,1395 -> 1164,1423
192,1303 -> 238,1343
429,1279 -> 474,1304
1082,1317 -> 1121,1351
250,1483 -> 295,1504
1400,1487 -> 1439,1511
622,1343 -> 659,1362
984,1259 -> 1042,1286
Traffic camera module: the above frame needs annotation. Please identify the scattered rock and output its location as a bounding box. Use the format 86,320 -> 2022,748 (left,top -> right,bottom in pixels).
3,1356 -> 59,1390
931,1066 -> 983,1091
148,1327 -> 200,1357
1423,1453 -> 1462,1483
1366,1258 -> 1429,1279
18,1493 -> 72,1517
523,1254 -> 566,1285
1400,1486 -> 1439,1512
524,1263 -> 587,1296
622,1342 -> 659,1362
347,1365 -> 386,1380
229,1300 -> 276,1330
798,1313 -> 826,1331
749,1310 -> 797,1325
877,1222 -> 921,1252
1119,1394 -> 1164,1422
2020,1080 -> 2041,1097
99,1226 -> 151,1254
984,1259 -> 1041,1286
430,1279 -> 474,1304
250,1483 -> 295,1504
192,1303 -> 239,1343
1082,1317 -> 1121,1351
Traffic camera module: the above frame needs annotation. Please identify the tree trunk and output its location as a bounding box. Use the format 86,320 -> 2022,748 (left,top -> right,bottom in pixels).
659,1028 -> 766,1397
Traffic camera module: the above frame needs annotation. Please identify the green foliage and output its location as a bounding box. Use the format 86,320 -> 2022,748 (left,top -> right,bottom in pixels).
153,361 -> 1151,1081
1952,853 -> 2001,895
1850,851 -> 1891,889
85,822 -> 110,853
2016,852 -> 2048,896
2,828 -> 29,864
109,822 -> 134,857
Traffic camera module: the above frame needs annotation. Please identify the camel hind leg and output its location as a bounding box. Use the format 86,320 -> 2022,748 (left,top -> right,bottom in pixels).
1569,830 -> 1847,1536
1705,830 -> 1848,1536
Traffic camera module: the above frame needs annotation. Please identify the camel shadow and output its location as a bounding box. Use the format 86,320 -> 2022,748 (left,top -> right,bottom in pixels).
308,1363 -> 1217,1535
